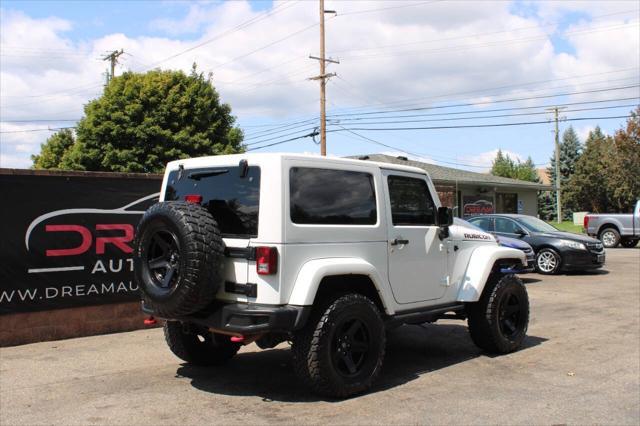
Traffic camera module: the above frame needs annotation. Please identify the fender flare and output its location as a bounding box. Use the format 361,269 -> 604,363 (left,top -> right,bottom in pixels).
288,257 -> 395,314
456,246 -> 526,302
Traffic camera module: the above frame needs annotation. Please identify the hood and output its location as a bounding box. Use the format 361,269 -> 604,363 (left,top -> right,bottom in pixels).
497,235 -> 532,250
451,219 -> 496,243
533,231 -> 600,243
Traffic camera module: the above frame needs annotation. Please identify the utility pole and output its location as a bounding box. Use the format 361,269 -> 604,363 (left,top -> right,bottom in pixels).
547,106 -> 567,223
101,49 -> 124,82
309,0 -> 338,156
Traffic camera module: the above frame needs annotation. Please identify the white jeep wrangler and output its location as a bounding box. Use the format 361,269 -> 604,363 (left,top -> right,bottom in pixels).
134,153 -> 529,398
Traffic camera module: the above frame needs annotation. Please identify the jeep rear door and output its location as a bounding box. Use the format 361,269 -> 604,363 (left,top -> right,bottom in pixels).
383,170 -> 448,304
163,165 -> 261,294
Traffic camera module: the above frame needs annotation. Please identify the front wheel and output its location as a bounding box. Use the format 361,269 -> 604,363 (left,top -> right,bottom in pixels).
466,274 -> 529,354
599,228 -> 620,248
535,248 -> 561,275
164,321 -> 240,366
620,238 -> 638,248
292,294 -> 386,398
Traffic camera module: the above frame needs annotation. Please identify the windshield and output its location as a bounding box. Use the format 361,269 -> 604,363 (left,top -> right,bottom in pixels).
515,216 -> 558,233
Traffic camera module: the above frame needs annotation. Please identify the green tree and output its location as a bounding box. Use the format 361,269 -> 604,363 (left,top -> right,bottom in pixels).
543,126 -> 582,220
606,108 -> 639,211
31,128 -> 75,169
564,127 -> 612,213
490,150 -> 540,183
32,65 -> 244,173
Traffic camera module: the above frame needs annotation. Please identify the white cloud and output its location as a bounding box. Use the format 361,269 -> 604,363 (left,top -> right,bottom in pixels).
459,148 -> 526,172
1,1 -> 638,168
576,125 -> 595,142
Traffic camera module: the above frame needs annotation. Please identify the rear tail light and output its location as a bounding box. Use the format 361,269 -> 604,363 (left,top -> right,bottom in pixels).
256,246 -> 278,275
185,194 -> 203,204
583,215 -> 590,229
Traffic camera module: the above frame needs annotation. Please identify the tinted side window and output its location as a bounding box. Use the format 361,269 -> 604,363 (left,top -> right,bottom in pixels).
470,217 -> 494,232
495,217 -> 522,234
388,176 -> 436,226
165,166 -> 260,237
290,167 -> 377,225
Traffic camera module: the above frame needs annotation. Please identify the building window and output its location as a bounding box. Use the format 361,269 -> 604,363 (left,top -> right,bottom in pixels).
496,193 -> 518,214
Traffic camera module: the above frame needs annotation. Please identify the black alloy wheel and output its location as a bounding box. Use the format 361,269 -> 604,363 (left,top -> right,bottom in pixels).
145,229 -> 181,293
498,291 -> 523,340
332,317 -> 371,378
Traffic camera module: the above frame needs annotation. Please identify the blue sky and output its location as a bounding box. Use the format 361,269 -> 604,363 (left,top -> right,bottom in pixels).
1,0 -> 638,170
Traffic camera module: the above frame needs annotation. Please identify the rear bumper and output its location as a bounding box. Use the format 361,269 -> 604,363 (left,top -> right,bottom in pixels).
142,301 -> 311,335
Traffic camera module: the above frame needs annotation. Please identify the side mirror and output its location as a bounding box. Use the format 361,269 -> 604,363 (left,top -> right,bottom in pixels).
437,207 -> 453,227
515,228 -> 527,237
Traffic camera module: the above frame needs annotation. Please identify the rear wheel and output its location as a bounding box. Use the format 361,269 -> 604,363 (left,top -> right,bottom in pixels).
620,238 -> 638,248
535,248 -> 561,275
164,321 -> 240,365
599,228 -> 620,248
466,274 -> 529,354
292,294 -> 386,398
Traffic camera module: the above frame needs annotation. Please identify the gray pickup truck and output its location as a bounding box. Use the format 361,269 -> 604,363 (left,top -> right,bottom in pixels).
584,200 -> 640,248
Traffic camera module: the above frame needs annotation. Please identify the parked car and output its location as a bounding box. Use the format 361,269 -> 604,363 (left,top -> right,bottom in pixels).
468,214 -> 605,275
584,200 -> 640,248
454,218 -> 534,273
134,153 -> 530,398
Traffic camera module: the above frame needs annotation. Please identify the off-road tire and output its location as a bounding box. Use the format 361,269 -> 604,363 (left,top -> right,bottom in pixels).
466,274 -> 529,354
620,238 -> 638,248
599,227 -> 621,248
164,321 -> 240,365
535,247 -> 562,275
291,293 -> 386,398
134,202 -> 225,318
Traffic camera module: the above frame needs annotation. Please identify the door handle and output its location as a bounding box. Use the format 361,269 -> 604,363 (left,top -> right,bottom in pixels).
390,238 -> 409,246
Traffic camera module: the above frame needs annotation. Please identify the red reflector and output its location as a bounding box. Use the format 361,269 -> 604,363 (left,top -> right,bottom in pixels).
583,215 -> 590,229
144,316 -> 157,325
230,336 -> 244,343
256,246 -> 277,275
185,194 -> 203,204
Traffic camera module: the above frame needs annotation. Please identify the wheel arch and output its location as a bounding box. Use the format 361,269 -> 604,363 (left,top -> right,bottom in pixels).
598,222 -> 620,236
287,258 -> 394,315
456,245 -> 526,302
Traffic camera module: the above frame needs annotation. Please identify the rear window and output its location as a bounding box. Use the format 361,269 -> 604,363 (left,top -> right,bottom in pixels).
290,167 -> 377,225
165,166 -> 260,238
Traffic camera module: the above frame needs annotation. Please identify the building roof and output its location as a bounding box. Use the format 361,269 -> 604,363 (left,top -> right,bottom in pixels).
353,154 -> 552,191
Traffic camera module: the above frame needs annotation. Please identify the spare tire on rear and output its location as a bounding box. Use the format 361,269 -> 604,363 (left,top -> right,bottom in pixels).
134,202 -> 225,318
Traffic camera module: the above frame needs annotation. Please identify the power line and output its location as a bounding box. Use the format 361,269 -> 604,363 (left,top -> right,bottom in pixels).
329,8 -> 638,54
340,0 -> 442,16
327,104 -> 638,126
328,84 -> 640,118
329,114 -> 632,132
325,67 -> 639,115
0,126 -> 76,134
246,130 -> 318,151
337,21 -> 639,60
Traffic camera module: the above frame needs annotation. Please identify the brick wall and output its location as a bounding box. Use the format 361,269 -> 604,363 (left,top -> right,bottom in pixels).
0,302 -> 158,347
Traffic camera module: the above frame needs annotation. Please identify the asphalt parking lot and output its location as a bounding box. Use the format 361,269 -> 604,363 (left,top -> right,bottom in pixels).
1,248 -> 638,425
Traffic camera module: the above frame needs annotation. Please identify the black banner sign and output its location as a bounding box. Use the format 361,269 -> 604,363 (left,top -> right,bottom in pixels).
0,171 -> 161,314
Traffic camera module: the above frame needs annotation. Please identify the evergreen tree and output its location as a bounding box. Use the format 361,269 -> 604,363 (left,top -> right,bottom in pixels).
543,126 -> 582,220
564,127 -> 612,213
